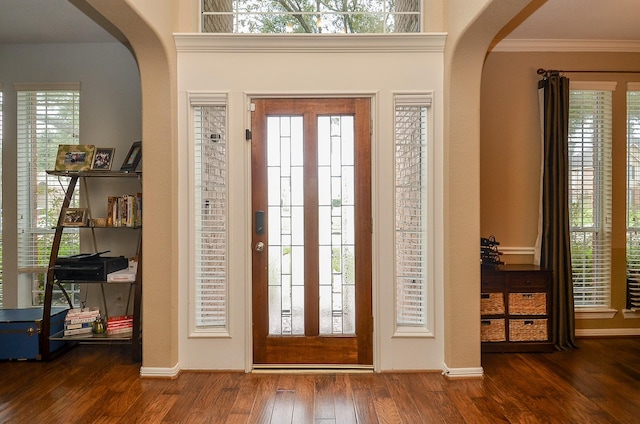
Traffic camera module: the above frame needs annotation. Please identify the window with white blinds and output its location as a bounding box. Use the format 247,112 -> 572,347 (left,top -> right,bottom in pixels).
569,83 -> 614,308
191,95 -> 228,332
626,84 -> 640,278
16,85 -> 81,306
394,94 -> 432,331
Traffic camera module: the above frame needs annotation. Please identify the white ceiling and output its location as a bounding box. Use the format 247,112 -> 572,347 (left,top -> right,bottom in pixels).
0,0 -> 638,44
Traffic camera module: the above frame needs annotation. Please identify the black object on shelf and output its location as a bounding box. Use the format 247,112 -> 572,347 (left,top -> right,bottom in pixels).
481,235 -> 504,268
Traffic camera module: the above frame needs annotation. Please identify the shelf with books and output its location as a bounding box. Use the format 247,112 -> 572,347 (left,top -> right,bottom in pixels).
50,330 -> 134,342
40,171 -> 142,362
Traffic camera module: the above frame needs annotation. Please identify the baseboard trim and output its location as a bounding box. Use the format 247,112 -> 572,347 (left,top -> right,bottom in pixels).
576,328 -> 640,337
140,363 -> 181,379
441,364 -> 484,379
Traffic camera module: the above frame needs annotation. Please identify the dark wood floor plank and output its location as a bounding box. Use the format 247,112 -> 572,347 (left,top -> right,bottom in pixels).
0,338 -> 639,423
274,373 -> 316,424
384,373 -> 421,423
366,373 -> 401,424
409,379 -> 466,423
246,373 -> 279,424
227,373 -> 262,420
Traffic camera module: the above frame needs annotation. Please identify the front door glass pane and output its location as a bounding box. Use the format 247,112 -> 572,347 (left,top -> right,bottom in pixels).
267,116 -> 305,335
318,116 -> 355,335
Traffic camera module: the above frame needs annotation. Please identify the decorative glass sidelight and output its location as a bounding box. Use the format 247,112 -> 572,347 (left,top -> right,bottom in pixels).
317,115 -> 355,335
267,116 -> 305,335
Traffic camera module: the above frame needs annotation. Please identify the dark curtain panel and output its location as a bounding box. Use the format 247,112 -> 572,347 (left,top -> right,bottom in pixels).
538,72 -> 577,351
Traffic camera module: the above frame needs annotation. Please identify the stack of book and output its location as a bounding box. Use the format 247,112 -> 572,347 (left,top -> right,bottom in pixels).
107,193 -> 142,227
64,308 -> 100,336
107,315 -> 133,335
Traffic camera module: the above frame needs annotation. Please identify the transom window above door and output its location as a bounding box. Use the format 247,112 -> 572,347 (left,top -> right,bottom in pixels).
201,0 -> 421,34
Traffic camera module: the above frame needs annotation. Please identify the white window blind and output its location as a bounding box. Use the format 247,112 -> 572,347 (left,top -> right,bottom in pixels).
394,95 -> 431,329
569,84 -> 613,308
16,86 -> 81,306
627,84 -> 640,277
192,95 -> 228,331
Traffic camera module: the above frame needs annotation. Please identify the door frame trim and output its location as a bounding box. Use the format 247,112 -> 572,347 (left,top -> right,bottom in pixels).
243,91 -> 380,372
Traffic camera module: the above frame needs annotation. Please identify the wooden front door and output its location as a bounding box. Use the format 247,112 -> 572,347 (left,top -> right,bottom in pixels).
251,98 -> 372,365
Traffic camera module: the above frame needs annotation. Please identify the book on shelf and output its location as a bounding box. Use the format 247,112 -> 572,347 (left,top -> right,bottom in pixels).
63,327 -> 93,336
66,315 -> 101,324
107,315 -> 133,326
65,308 -> 100,320
64,308 -> 101,335
64,322 -> 93,331
107,314 -> 133,334
107,193 -> 142,228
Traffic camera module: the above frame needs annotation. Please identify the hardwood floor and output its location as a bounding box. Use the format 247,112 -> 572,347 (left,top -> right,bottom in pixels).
0,338 -> 639,423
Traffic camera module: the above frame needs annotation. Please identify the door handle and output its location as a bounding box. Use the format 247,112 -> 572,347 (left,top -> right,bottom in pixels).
255,241 -> 265,252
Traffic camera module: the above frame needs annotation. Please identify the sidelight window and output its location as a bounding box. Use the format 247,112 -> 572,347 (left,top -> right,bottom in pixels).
190,94 -> 229,332
394,94 -> 433,333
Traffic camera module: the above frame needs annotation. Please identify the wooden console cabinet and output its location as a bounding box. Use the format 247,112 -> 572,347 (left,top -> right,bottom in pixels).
481,264 -> 554,353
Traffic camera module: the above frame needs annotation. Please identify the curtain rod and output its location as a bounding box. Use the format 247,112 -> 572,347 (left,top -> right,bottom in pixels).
537,68 -> 640,76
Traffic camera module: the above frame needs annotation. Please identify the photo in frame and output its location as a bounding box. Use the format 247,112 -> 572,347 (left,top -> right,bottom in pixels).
54,145 -> 96,171
120,141 -> 142,172
61,208 -> 88,227
91,147 -> 115,171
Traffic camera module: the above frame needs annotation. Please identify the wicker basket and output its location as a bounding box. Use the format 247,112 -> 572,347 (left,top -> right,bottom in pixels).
509,319 -> 548,341
508,292 -> 547,315
481,319 -> 506,342
481,292 -> 505,315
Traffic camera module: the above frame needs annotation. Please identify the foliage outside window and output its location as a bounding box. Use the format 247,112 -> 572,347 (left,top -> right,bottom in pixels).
16,87 -> 81,307
627,86 -> 640,278
202,0 -> 420,34
568,85 -> 613,308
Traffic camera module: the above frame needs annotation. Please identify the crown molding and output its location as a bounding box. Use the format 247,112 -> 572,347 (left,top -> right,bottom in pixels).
174,33 -> 447,54
492,39 -> 640,53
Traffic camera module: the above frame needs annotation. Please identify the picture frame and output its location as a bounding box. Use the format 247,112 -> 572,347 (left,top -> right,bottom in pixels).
54,145 -> 96,172
91,147 -> 115,171
61,208 -> 88,227
120,141 -> 142,172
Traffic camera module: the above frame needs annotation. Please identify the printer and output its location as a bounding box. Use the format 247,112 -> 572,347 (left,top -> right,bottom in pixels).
54,251 -> 128,282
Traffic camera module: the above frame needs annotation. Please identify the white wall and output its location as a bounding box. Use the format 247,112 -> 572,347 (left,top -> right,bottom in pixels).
0,42 -> 141,309
176,34 -> 446,371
